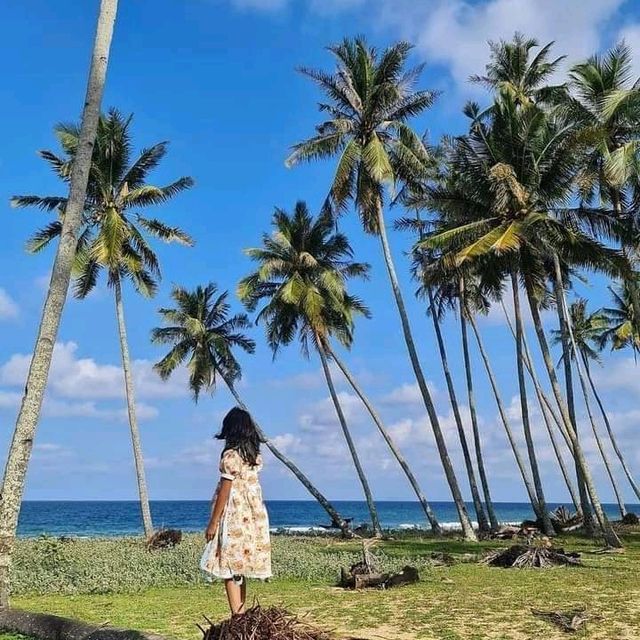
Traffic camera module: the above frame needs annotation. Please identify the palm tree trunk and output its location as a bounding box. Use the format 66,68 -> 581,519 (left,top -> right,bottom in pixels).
517,318 -> 582,514
579,369 -> 627,518
114,277 -> 153,538
551,260 -> 626,518
427,288 -> 489,532
584,357 -> 640,502
0,0 -> 118,608
467,311 -> 542,518
459,287 -> 499,531
327,344 -> 443,535
511,272 -> 555,537
502,302 -> 575,453
550,270 -> 594,531
525,273 -> 622,547
221,377 -> 351,535
376,208 -> 476,541
317,339 -> 382,536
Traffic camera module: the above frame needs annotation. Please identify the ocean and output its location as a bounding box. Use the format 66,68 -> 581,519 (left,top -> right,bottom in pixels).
17,500 -> 638,537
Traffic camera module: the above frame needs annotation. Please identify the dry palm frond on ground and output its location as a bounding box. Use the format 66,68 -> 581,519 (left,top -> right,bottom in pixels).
483,545 -> 581,568
532,607 -> 600,632
201,604 -> 334,640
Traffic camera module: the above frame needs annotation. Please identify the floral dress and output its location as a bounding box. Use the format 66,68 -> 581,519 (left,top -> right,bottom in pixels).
200,449 -> 272,580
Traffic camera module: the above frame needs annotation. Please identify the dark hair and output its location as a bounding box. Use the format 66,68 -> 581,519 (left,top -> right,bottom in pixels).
215,407 -> 261,467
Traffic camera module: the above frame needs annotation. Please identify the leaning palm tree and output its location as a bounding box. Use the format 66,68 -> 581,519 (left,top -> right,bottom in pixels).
0,0 -> 118,607
238,202 -> 382,535
287,37 -> 476,540
13,109 -> 195,538
562,298 -> 640,503
151,283 -> 350,533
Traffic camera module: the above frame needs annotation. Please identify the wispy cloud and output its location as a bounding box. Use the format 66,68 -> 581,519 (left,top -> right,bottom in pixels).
0,289 -> 19,320
0,341 -> 188,400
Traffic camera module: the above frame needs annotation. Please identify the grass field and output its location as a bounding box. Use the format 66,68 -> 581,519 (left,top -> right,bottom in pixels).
3,530 -> 640,640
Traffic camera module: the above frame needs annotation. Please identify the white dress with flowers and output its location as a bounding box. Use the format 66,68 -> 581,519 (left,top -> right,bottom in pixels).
200,449 -> 272,580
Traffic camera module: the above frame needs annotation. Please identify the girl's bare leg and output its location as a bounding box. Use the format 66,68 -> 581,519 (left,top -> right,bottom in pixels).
240,580 -> 247,612
224,579 -> 244,614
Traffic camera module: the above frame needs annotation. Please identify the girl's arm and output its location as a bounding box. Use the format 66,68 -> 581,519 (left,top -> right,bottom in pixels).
205,478 -> 232,541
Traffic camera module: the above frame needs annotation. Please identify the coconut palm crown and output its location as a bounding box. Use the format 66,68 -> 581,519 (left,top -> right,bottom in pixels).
12,108 -> 194,297
286,37 -> 437,232
237,201 -> 370,355
152,284 -> 256,401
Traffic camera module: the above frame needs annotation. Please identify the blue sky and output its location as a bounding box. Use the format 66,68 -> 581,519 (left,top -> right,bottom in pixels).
1,0 -> 639,505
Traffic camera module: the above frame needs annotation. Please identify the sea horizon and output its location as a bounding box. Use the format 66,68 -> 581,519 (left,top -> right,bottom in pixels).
17,499 -> 639,538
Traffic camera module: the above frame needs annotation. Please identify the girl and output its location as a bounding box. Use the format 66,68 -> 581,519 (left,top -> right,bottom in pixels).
200,407 -> 272,614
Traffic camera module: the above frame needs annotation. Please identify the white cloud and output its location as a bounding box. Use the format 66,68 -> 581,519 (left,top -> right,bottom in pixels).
298,390 -> 367,432
380,381 -> 440,408
592,357 -> 640,394
0,341 -> 187,400
374,0 -> 625,91
0,390 -> 22,408
44,399 -> 159,422
0,289 -> 19,320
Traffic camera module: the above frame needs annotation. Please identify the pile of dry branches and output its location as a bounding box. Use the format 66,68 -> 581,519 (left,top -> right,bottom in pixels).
146,528 -> 182,550
200,605 -> 334,640
483,544 -> 581,568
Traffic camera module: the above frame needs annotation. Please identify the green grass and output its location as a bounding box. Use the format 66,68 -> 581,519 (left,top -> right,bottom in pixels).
6,530 -> 640,640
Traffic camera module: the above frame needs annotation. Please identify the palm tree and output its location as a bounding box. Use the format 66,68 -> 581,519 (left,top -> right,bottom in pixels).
567,42 -> 640,343
558,298 -> 640,504
12,109 -> 195,538
0,0 -> 118,607
567,43 -> 640,215
601,279 -> 640,356
238,202 -> 382,535
287,37 -> 476,540
420,54 -> 623,545
151,283 -> 351,533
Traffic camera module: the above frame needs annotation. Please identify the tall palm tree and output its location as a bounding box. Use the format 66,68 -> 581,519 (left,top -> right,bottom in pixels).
0,0 -> 118,607
12,110 -> 195,538
238,202 -> 382,535
287,37 -> 476,540
151,283 -> 351,534
558,298 -> 640,503
420,62 -> 623,545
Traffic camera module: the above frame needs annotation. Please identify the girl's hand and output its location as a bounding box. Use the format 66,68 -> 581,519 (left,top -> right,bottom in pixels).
205,521 -> 218,542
